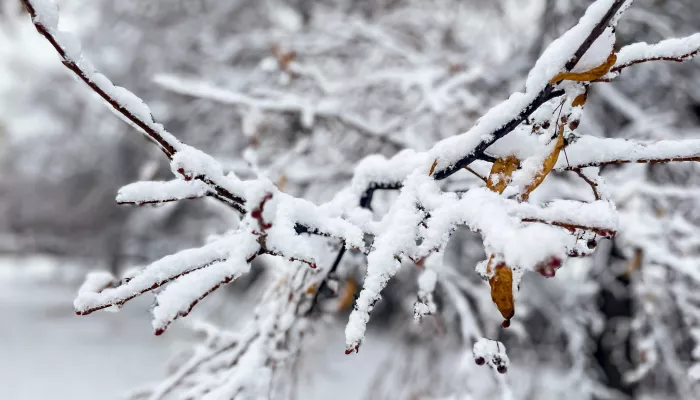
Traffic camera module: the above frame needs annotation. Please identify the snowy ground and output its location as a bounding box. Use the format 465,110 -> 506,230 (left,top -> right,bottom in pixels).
0,273 -> 180,399
0,260 -> 389,399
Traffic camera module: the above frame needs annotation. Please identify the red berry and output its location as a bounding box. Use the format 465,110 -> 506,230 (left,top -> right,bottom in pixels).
497,365 -> 507,374
550,257 -> 562,268
538,266 -> 555,278
475,357 -> 486,366
502,319 -> 511,328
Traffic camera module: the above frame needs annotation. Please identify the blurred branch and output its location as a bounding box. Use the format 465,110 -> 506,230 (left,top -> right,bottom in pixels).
20,0 -> 247,213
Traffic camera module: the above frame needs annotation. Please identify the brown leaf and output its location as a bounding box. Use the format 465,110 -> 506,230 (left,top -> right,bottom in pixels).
337,278 -> 359,312
486,155 -> 520,194
429,159 -> 438,176
489,263 -> 514,321
572,91 -> 588,108
519,122 -> 565,201
549,53 -> 617,85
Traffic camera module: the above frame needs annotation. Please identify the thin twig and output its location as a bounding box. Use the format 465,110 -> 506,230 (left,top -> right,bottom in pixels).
564,156 -> 700,170
520,218 -> 615,237
573,169 -> 601,201
464,166 -> 488,183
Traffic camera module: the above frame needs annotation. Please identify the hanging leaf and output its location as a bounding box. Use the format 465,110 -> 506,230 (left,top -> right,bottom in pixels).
519,122 -> 565,201
572,90 -> 588,107
337,278 -> 359,312
549,53 -> 617,84
486,155 -> 520,194
489,263 -> 514,324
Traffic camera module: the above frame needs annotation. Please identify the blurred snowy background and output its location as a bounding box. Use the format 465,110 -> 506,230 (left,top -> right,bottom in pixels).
1,0 -> 700,399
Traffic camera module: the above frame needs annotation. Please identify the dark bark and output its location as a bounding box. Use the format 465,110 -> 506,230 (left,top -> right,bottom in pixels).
593,239 -> 637,399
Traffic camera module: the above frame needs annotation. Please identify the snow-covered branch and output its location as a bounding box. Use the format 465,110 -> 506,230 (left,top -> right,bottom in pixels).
557,136 -> 700,170
601,33 -> 700,80
19,0 -> 700,396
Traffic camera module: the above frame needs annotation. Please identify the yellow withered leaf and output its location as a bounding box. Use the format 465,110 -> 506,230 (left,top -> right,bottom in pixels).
519,122 -> 565,201
486,155 -> 520,194
489,263 -> 514,321
429,159 -> 438,176
572,91 -> 588,108
549,53 -> 617,85
337,278 -> 359,312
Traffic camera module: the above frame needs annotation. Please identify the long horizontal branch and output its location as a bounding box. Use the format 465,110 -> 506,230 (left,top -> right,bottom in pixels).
558,136 -> 700,170
603,33 -> 700,79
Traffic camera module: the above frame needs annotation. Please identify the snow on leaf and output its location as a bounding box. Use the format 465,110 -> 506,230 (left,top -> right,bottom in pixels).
486,155 -> 520,194
518,120 -> 565,201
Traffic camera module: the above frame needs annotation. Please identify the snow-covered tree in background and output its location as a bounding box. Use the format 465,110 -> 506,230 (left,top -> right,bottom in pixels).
7,0 -> 700,398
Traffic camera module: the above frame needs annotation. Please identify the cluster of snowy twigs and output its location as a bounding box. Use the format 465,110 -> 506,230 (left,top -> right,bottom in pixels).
20,0 -> 700,397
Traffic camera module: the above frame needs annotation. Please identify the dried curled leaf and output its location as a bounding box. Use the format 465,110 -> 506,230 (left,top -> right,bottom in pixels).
486,155 -> 520,194
489,263 -> 514,322
550,53 -> 617,84
519,122 -> 565,201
